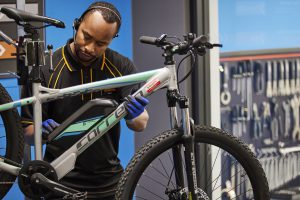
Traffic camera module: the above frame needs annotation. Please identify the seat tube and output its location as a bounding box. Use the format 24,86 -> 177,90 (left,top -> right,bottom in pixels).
33,82 -> 43,160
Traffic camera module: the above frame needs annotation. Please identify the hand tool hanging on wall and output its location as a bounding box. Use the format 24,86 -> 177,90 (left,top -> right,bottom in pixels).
240,106 -> 247,136
251,103 -> 262,139
296,59 -> 300,94
261,101 -> 271,129
231,106 -> 239,137
220,63 -> 231,105
253,62 -> 265,95
266,61 -> 273,98
278,60 -> 285,96
272,61 -> 278,97
273,100 -> 284,139
236,64 -> 242,96
282,100 -> 291,138
230,66 -> 237,92
284,59 -> 291,96
290,59 -> 296,95
239,62 -> 247,103
291,95 -> 300,141
270,101 -> 279,141
246,61 -> 253,120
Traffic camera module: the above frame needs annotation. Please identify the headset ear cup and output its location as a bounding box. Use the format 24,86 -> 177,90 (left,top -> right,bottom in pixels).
73,18 -> 80,30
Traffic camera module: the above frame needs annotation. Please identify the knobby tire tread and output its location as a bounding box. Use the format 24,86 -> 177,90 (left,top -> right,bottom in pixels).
115,125 -> 270,200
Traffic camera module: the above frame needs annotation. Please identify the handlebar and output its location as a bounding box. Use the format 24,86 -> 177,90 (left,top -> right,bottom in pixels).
140,33 -> 222,56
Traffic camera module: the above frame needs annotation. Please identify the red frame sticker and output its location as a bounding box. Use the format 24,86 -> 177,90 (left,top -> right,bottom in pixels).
146,79 -> 161,93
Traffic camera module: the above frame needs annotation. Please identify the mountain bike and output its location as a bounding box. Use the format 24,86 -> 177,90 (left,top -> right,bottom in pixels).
0,7 -> 269,200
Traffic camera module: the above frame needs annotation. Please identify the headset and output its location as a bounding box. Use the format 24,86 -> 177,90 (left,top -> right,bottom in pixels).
72,5 -> 121,38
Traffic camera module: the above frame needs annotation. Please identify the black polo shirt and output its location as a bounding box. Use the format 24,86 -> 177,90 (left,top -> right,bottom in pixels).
21,39 -> 138,198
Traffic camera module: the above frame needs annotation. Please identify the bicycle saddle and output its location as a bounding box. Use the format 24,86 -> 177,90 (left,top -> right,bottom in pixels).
0,6 -> 65,28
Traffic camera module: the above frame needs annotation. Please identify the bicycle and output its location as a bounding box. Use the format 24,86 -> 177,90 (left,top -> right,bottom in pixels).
0,7 -> 270,200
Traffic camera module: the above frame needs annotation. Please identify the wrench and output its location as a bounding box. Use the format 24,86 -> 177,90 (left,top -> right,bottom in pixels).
290,96 -> 300,140
296,59 -> 300,94
290,60 -> 296,95
246,61 -> 253,120
220,63 -> 231,105
253,62 -> 265,95
272,60 -> 278,96
278,60 -> 285,96
284,59 -> 291,96
252,103 -> 262,139
282,100 -> 291,138
266,61 -> 273,98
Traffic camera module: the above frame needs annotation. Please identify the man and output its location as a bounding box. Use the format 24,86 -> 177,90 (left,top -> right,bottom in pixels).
22,1 -> 149,199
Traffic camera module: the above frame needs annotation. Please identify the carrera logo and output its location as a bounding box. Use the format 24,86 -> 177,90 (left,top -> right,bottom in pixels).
146,79 -> 161,93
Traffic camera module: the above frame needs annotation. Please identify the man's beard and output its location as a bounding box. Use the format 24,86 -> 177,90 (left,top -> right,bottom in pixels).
74,43 -> 97,63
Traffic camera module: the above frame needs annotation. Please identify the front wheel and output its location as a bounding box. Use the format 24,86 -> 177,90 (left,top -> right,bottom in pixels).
116,125 -> 270,200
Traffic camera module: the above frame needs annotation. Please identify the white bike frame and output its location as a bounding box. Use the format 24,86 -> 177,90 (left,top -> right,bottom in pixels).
0,65 -> 179,180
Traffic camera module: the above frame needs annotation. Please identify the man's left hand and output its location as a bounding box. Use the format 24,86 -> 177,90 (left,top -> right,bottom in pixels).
124,95 -> 149,120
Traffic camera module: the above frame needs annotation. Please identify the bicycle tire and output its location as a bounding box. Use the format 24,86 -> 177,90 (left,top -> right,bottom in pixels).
0,84 -> 24,198
116,125 -> 270,200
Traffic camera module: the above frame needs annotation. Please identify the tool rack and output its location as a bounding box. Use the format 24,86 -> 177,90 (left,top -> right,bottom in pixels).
220,48 -> 300,199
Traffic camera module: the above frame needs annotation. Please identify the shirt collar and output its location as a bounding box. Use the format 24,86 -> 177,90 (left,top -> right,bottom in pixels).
62,39 -> 105,71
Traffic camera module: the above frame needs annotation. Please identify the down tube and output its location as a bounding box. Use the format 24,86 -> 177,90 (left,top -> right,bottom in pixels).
51,67 -> 171,180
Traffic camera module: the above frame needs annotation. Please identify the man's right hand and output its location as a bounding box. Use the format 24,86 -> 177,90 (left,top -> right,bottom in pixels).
42,119 -> 60,135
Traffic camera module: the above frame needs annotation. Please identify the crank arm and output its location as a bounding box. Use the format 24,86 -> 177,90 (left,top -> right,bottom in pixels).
31,173 -> 84,197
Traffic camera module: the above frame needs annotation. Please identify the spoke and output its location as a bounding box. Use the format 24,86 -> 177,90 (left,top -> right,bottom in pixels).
208,147 -> 221,191
167,150 -> 182,189
142,173 -> 170,188
134,195 -> 148,200
148,164 -> 177,187
159,157 -> 171,180
136,184 -> 167,200
208,158 -> 240,191
214,174 -> 253,200
211,163 -> 246,192
209,152 -> 229,190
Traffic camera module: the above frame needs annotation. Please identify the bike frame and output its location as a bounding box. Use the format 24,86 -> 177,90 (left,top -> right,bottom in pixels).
0,18 -> 200,199
0,64 -> 182,178
0,59 -> 201,198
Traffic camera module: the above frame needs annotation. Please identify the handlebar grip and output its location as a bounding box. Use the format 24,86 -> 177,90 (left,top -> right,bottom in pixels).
192,35 -> 208,47
139,36 -> 158,45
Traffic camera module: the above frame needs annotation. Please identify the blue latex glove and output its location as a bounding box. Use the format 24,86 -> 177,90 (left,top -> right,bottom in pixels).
42,119 -> 60,135
124,95 -> 149,120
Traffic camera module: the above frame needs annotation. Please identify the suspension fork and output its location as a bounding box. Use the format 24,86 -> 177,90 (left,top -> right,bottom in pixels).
180,97 -> 198,200
168,90 -> 184,190
168,90 -> 198,199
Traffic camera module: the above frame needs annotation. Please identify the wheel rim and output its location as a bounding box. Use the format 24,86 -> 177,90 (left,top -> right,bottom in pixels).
121,129 -> 265,200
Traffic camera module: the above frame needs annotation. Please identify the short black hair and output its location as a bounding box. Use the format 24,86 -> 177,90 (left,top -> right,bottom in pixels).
82,1 -> 122,34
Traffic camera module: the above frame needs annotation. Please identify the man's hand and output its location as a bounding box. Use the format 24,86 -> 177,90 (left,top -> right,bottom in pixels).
42,119 -> 60,135
124,95 -> 149,120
